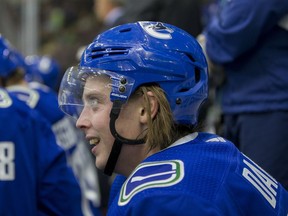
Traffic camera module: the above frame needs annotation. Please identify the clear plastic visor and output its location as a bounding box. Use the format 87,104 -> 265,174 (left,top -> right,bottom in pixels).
58,66 -> 135,119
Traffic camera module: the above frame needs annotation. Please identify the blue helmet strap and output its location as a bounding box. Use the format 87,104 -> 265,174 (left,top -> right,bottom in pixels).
104,100 -> 145,175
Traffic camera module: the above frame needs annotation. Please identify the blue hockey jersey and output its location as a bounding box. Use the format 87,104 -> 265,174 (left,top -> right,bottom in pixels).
108,132 -> 288,215
7,82 -> 102,215
0,88 -> 83,215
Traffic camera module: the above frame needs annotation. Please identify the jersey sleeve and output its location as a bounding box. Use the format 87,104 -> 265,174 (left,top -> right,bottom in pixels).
204,0 -> 288,64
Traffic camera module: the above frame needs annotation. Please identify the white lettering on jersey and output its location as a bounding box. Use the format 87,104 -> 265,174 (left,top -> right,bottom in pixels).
0,89 -> 12,108
52,117 -> 78,150
242,156 -> 278,208
0,142 -> 15,181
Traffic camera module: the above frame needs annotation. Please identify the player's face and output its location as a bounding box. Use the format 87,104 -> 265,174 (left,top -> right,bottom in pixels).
76,75 -> 146,173
76,75 -> 113,170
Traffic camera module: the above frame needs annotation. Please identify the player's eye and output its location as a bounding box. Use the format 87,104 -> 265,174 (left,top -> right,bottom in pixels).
86,95 -> 99,108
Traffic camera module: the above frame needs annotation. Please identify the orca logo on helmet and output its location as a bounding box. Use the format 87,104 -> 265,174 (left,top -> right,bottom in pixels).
140,22 -> 174,40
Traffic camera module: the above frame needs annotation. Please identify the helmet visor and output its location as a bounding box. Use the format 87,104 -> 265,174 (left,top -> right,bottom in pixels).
58,66 -> 135,119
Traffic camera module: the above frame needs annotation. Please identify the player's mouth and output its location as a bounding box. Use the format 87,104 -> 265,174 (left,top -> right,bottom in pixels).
89,137 -> 100,146
89,137 -> 100,154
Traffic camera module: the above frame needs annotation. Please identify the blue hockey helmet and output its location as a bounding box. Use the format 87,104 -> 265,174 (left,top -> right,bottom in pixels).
59,21 -> 208,125
0,35 -> 25,78
25,55 -> 61,89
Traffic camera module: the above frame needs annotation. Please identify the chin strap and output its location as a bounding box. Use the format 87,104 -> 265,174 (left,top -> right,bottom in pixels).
103,139 -> 123,176
103,100 -> 145,176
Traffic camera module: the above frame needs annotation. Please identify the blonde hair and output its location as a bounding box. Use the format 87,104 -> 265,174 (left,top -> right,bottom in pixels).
133,84 -> 195,151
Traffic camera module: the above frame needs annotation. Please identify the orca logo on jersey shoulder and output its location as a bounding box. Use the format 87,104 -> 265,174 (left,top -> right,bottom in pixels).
140,22 -> 174,39
118,160 -> 184,206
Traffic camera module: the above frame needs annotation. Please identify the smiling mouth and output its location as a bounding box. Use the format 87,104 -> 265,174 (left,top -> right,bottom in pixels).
89,137 -> 100,146
89,137 -> 100,152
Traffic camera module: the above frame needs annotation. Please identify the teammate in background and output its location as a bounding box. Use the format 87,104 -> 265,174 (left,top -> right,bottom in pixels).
58,22 -> 288,215
0,35 -> 84,215
24,54 -> 103,216
0,38 -> 102,216
199,0 -> 288,189
25,55 -> 61,91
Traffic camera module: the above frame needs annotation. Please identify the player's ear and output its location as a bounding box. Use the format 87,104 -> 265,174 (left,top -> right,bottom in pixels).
140,91 -> 158,124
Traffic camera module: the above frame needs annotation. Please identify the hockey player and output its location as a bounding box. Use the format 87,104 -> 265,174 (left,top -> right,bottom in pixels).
58,22 -> 288,215
0,36 -> 102,216
24,55 -> 60,90
0,35 -> 83,215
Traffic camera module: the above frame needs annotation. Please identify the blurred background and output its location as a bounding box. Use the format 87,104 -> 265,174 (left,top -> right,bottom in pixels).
1,0 -> 100,88
0,0 -> 216,91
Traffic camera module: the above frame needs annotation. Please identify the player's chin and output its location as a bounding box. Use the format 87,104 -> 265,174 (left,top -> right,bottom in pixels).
95,157 -> 106,171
